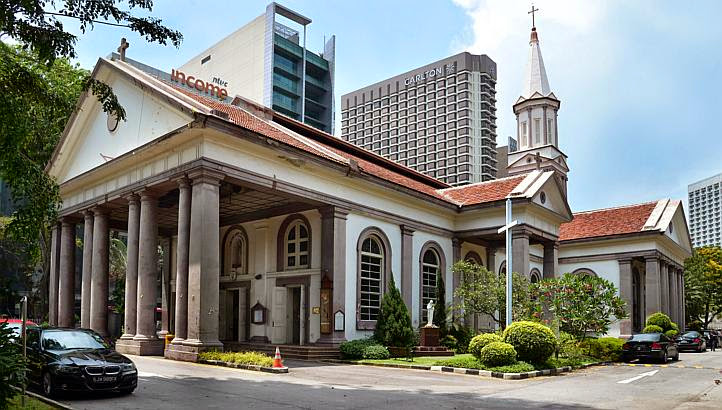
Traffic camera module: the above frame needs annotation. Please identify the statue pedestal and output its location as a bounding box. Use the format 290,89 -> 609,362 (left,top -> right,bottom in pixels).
416,325 -> 454,356
420,325 -> 440,347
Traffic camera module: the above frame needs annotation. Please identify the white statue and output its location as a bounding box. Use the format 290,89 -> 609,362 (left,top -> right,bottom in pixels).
426,300 -> 435,327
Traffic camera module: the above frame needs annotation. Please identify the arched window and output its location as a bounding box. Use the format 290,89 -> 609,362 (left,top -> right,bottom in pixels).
421,249 -> 440,323
499,261 -> 507,276
285,220 -> 310,269
222,226 -> 248,277
360,235 -> 384,322
530,268 -> 541,284
572,268 -> 597,278
464,251 -> 483,266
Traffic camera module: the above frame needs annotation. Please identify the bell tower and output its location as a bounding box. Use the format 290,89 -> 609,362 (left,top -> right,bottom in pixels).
507,14 -> 568,195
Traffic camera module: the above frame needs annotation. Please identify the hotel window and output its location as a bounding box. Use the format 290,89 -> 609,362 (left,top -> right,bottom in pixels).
534,118 -> 541,144
285,220 -> 309,269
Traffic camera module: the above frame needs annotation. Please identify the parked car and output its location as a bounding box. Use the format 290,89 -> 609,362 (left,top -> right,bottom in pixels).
0,318 -> 39,340
702,329 -> 721,350
25,328 -> 137,397
676,331 -> 707,352
622,332 -> 679,363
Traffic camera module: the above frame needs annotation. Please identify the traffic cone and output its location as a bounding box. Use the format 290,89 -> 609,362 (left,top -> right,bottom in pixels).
272,346 -> 285,368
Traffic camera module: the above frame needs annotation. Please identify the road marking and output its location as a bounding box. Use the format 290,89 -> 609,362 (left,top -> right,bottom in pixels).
138,371 -> 170,379
617,370 -> 659,384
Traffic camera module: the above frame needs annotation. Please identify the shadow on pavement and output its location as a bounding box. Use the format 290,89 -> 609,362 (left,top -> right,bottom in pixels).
58,371 -> 600,410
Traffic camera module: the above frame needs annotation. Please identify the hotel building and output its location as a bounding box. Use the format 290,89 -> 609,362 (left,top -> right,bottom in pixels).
179,2 -> 335,133
688,172 -> 722,247
340,53 -> 498,186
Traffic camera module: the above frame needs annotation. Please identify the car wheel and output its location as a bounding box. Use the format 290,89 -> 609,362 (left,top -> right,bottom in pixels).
42,372 -> 56,398
660,351 -> 668,364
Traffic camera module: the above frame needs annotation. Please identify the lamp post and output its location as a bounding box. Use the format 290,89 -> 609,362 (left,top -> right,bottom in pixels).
497,199 -> 517,328
20,296 -> 27,407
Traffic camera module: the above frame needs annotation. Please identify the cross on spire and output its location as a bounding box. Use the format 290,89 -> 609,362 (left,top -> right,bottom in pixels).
117,38 -> 129,61
528,4 -> 539,29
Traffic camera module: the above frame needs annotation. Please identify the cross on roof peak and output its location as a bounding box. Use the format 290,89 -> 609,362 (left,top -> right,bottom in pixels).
117,38 -> 129,61
528,4 -> 539,30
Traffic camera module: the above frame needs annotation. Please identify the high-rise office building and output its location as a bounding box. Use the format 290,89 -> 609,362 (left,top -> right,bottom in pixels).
179,2 -> 335,133
340,52 -> 498,186
688,172 -> 722,248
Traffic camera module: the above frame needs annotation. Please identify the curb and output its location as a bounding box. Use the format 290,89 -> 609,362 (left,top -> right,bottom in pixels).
11,386 -> 74,410
323,359 -> 607,380
199,359 -> 289,374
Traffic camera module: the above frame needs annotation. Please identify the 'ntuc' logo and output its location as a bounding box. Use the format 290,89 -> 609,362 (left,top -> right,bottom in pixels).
171,69 -> 228,100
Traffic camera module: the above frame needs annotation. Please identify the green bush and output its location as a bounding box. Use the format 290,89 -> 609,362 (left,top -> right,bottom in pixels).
339,338 -> 377,360
373,276 -> 415,348
447,323 -> 474,353
665,329 -> 679,339
488,361 -> 535,373
468,333 -> 503,359
670,322 -> 679,331
197,350 -> 273,367
362,345 -> 390,360
581,337 -> 625,362
479,342 -> 517,367
0,323 -> 26,408
645,312 -> 672,331
642,325 -> 664,333
434,355 -> 483,369
558,332 -> 585,360
440,335 -> 458,350
503,321 -> 557,364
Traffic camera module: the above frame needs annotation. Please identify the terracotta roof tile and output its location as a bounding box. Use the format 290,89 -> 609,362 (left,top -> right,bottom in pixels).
156,80 -> 529,207
559,201 -> 658,241
439,175 -> 528,206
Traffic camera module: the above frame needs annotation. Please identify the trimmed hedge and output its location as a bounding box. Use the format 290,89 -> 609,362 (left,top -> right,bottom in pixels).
198,351 -> 273,367
468,333 -> 503,359
362,345 -> 390,360
340,338 -> 377,360
645,312 -> 672,331
581,337 -> 625,362
642,325 -> 664,334
665,329 -> 679,339
503,321 -> 557,364
479,342 -> 517,367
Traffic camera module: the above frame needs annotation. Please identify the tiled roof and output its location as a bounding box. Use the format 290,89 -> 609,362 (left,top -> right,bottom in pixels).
559,201 -> 658,241
439,175 -> 528,206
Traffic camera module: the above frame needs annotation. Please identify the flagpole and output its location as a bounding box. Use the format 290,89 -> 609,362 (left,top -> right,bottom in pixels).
505,198 -> 513,328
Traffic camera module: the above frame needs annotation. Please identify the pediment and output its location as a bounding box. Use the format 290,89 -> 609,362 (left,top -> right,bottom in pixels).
47,60 -> 195,184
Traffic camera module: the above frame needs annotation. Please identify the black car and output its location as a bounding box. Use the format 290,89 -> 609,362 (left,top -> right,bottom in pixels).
676,331 -> 707,352
622,333 -> 679,363
25,328 -> 137,397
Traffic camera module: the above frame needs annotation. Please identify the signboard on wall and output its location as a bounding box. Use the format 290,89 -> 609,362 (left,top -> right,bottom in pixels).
170,69 -> 228,100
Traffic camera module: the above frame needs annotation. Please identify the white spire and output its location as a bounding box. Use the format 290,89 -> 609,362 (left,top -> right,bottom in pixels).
520,28 -> 552,100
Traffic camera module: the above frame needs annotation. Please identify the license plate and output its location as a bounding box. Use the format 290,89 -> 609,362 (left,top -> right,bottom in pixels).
636,346 -> 645,351
93,376 -> 117,383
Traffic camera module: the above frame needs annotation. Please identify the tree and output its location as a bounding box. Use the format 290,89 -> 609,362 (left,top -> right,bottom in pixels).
452,261 -> 531,329
0,0 -> 182,264
432,274 -> 447,333
0,322 -> 26,407
684,247 -> 722,328
530,273 -> 627,340
373,275 -> 415,348
109,237 -> 127,315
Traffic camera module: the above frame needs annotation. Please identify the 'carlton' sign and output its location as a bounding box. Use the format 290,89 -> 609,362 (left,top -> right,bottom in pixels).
171,69 -> 228,100
404,62 -> 456,86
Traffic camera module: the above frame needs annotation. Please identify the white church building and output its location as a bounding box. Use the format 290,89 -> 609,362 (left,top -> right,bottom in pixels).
44,25 -> 691,361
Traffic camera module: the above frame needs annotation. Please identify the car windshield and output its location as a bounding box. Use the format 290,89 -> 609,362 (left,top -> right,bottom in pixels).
41,330 -> 109,351
682,331 -> 700,338
629,334 -> 660,341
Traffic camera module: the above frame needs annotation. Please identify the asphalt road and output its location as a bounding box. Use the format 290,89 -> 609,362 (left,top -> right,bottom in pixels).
58,351 -> 722,409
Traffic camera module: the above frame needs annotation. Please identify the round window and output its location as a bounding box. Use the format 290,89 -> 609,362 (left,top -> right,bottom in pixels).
107,112 -> 119,132
540,191 -> 546,204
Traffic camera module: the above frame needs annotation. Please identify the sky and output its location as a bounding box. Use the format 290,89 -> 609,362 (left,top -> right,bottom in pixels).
64,0 -> 722,212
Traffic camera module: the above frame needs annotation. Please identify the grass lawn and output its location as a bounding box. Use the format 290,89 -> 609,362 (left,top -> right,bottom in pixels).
7,394 -> 55,410
354,354 -> 600,373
